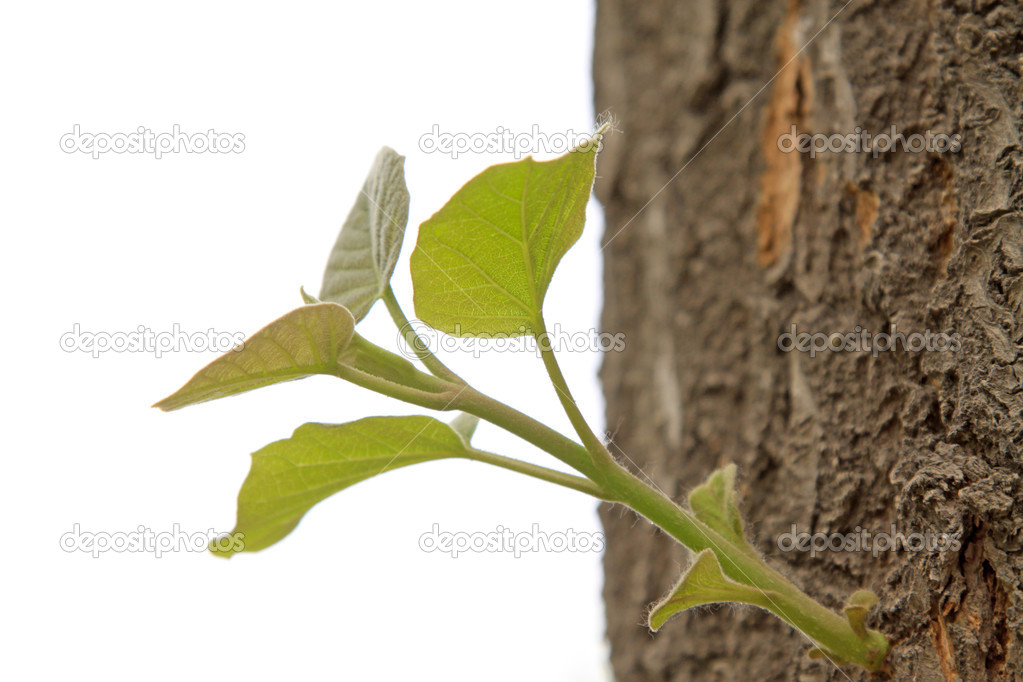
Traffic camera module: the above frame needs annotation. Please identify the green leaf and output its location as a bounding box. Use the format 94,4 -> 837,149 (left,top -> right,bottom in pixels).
299,286 -> 320,304
320,146 -> 410,321
410,125 -> 608,336
648,550 -> 777,631
211,416 -> 473,556
688,464 -> 750,549
153,303 -> 356,411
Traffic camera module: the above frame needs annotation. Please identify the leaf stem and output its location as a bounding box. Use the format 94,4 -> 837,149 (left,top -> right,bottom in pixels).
464,448 -> 608,498
532,313 -> 618,476
453,385 -> 603,482
599,464 -> 889,670
382,285 -> 465,384
328,332 -> 601,482
331,363 -> 460,413
332,308 -> 886,669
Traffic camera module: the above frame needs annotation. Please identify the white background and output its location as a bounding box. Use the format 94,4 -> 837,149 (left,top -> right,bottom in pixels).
2,2 -> 613,680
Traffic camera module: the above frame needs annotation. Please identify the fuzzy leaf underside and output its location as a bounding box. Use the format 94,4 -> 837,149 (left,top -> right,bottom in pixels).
320,147 -> 410,320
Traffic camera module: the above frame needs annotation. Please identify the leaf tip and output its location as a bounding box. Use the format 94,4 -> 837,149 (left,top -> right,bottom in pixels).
151,394 -> 180,412
208,532 -> 246,558
377,145 -> 405,161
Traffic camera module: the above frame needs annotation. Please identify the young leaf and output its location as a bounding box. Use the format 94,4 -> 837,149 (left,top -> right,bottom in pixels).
410,126 -> 608,336
843,590 -> 879,638
449,412 -> 480,444
648,549 -> 777,631
211,416 -> 474,556
153,303 -> 356,411
320,147 -> 410,321
299,286 -> 320,304
688,464 -> 751,550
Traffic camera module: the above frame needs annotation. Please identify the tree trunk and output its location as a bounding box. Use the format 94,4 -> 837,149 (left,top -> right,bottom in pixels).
593,1 -> 1022,680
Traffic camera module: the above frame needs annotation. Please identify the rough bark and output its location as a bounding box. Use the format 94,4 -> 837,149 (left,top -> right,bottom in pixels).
593,1 -> 1022,680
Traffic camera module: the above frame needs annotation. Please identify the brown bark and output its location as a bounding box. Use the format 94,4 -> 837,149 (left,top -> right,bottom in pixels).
593,1 -> 1023,680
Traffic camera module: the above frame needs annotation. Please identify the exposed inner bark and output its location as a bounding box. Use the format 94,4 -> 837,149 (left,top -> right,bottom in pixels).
594,1 -> 1022,680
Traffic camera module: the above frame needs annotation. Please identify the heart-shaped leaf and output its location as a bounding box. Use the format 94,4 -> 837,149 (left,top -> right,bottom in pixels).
211,416 -> 474,555
410,126 -> 608,336
320,146 -> 410,321
688,464 -> 751,550
648,550 -> 777,631
153,303 -> 356,411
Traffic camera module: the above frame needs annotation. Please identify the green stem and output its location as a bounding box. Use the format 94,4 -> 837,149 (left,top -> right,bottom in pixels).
464,448 -> 607,498
343,303 -> 887,669
601,465 -> 889,670
533,313 -> 617,475
331,337 -> 463,412
382,285 -> 464,384
332,365 -> 459,412
377,290 -> 600,480
332,330 -> 599,480
453,385 -> 602,482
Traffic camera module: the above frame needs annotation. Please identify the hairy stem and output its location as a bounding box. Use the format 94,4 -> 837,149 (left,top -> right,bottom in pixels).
601,465 -> 888,670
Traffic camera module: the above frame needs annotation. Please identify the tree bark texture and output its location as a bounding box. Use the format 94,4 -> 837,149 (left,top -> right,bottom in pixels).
593,1 -> 1022,680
